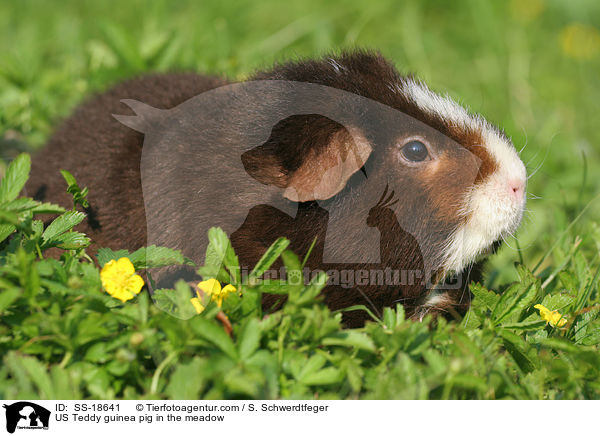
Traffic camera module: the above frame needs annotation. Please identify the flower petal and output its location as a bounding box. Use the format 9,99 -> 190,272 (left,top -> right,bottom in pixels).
125,274 -> 145,295
221,284 -> 237,295
190,297 -> 205,314
198,278 -> 222,296
113,288 -> 134,303
116,257 -> 136,275
535,304 -> 567,327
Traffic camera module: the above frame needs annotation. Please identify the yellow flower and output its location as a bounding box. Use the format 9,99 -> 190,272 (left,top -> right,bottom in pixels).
534,304 -> 567,328
100,257 -> 144,302
559,23 -> 600,60
190,278 -> 237,314
190,297 -> 205,314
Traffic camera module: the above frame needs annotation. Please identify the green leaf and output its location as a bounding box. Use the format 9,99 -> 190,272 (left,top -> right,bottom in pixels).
258,311 -> 283,332
322,331 -> 376,353
539,337 -> 582,354
41,211 -> 86,246
238,318 -> 261,361
49,366 -> 80,399
96,248 -> 131,267
0,209 -> 20,226
248,237 -> 290,282
31,202 -> 66,215
61,170 -> 89,208
492,266 -> 539,325
5,352 -> 55,398
1,197 -> 39,211
198,227 -> 240,285
165,358 -> 208,399
498,329 -> 537,373
223,369 -> 260,397
253,279 -> 292,295
381,305 -> 405,329
190,316 -> 238,361
281,250 -> 304,302
574,262 -> 600,313
296,354 -> 326,380
470,283 -> 500,311
84,342 -> 111,363
344,359 -> 364,392
60,169 -> 77,186
540,293 -> 575,314
295,271 -> 327,305
0,153 -> 30,204
574,309 -> 600,345
0,287 -> 21,313
500,319 -> 546,331
129,245 -> 191,269
300,367 -> 342,386
448,374 -> 488,393
54,231 -> 91,250
0,223 -> 16,243
152,281 -> 198,320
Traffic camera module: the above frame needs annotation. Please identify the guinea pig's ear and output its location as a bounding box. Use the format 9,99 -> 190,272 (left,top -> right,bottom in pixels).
242,121 -> 372,202
283,127 -> 372,202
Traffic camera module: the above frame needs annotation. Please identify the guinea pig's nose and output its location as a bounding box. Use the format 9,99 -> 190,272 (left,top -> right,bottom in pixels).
508,178 -> 525,201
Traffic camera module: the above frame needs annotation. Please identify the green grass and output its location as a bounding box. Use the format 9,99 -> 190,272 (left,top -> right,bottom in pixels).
0,0 -> 599,399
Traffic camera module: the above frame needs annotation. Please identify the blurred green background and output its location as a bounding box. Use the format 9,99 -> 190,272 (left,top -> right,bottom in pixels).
1,0 -> 599,286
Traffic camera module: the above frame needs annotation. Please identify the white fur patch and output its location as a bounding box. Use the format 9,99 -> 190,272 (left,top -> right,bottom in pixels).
423,292 -> 452,308
401,78 -> 493,140
414,291 -> 455,321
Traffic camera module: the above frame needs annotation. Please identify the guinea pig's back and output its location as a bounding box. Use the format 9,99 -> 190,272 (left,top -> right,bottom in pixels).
26,73 -> 229,254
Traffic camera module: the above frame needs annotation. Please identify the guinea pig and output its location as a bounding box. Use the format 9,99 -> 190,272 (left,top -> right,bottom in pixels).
26,50 -> 527,326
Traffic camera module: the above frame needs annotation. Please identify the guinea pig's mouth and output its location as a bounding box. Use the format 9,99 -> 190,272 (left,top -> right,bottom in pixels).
439,157 -> 527,276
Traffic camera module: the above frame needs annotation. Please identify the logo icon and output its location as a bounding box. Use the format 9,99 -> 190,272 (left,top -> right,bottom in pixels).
2,402 -> 50,434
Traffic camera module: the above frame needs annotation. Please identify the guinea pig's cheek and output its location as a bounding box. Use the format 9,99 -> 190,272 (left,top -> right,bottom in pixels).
422,158 -> 442,177
416,154 -> 476,224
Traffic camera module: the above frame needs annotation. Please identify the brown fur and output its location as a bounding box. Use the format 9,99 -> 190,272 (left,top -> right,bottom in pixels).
26,50 -> 501,326
27,73 -> 229,255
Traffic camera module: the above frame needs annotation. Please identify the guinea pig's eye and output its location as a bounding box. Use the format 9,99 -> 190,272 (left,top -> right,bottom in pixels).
401,140 -> 430,162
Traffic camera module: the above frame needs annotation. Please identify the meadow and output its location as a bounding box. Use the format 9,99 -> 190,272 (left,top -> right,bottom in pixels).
0,0 -> 599,399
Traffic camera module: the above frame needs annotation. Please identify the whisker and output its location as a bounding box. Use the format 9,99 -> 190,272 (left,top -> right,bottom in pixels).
518,127 -> 528,154
502,229 -> 536,251
525,150 -> 541,169
527,162 -> 545,180
525,134 -> 554,180
501,234 -> 516,250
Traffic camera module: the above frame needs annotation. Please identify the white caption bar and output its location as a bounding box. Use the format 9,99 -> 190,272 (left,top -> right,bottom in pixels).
0,400 -> 593,435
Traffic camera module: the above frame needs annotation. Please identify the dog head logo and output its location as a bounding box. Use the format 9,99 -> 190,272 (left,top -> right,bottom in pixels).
3,402 -> 50,433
